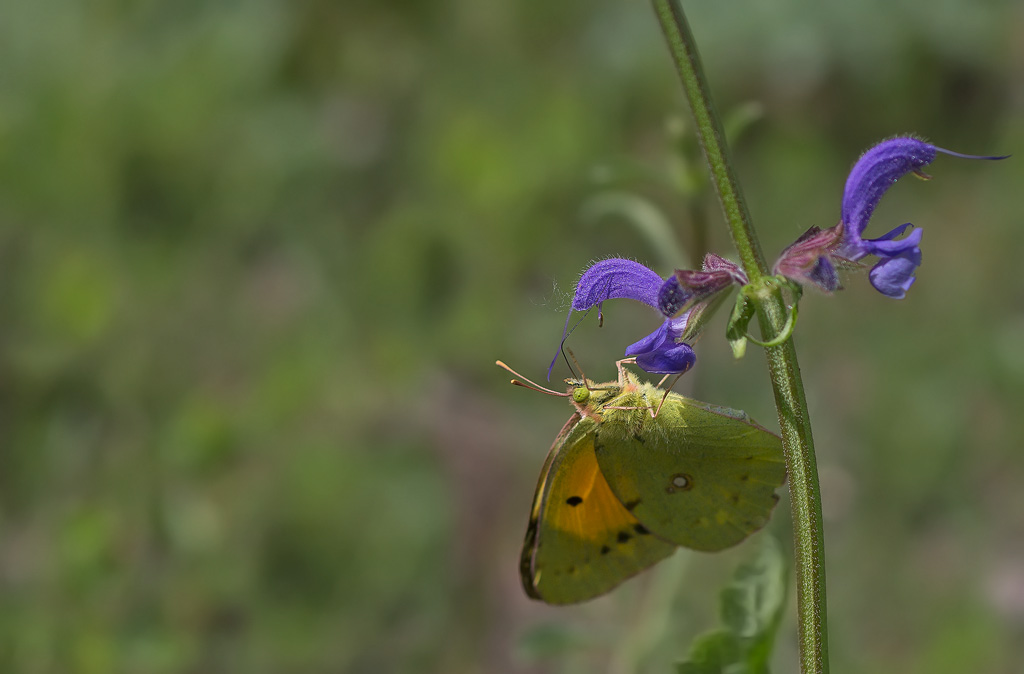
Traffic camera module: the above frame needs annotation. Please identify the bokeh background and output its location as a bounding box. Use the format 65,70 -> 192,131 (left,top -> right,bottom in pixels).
2,0 -> 1023,672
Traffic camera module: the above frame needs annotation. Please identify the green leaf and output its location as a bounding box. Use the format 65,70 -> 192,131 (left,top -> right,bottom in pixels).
676,536 -> 789,674
676,630 -> 744,674
726,293 -> 755,359
720,536 -> 788,673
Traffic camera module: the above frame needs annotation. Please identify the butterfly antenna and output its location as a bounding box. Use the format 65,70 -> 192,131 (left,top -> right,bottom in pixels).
496,361 -> 568,396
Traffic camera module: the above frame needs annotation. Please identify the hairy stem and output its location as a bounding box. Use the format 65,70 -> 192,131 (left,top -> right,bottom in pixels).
650,1 -> 829,672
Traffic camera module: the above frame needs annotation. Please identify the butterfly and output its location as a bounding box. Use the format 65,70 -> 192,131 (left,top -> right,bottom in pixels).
499,358 -> 786,605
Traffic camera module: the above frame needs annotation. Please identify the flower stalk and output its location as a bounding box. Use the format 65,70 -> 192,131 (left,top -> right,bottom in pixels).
650,1 -> 830,673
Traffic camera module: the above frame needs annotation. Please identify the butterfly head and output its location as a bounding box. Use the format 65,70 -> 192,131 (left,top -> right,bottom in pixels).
563,378 -> 623,418
496,361 -> 624,415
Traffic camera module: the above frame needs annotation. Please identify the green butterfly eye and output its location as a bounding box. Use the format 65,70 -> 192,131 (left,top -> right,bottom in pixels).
572,387 -> 590,404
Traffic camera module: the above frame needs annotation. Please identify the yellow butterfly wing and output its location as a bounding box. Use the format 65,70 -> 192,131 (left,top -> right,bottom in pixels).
521,414 -> 677,605
593,389 -> 786,552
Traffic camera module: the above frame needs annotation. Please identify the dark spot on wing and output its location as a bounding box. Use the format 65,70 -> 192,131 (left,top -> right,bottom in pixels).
623,498 -> 641,511
731,494 -> 740,504
617,531 -> 632,544
633,432 -> 645,443
600,545 -> 611,555
566,496 -> 583,506
634,524 -> 650,535
666,473 -> 693,493
740,474 -> 749,481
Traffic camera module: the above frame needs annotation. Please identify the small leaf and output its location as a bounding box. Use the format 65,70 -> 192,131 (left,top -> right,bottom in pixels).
676,536 -> 789,674
675,630 -> 744,674
721,536 -> 787,634
720,536 -> 788,674
726,293 -> 755,359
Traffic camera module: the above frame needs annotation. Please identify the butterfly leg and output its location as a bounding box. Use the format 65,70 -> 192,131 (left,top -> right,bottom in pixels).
650,372 -> 684,418
614,357 -> 637,385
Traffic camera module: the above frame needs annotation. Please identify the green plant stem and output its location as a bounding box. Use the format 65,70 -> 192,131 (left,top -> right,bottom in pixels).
757,301 -> 828,674
650,2 -> 829,673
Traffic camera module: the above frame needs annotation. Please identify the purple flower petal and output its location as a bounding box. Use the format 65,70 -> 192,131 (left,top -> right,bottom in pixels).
862,223 -> 922,258
624,322 -> 669,358
837,136 -> 1004,299
806,256 -> 840,293
656,276 -> 693,317
634,343 -> 696,374
572,258 -> 663,311
548,258 -> 667,379
841,137 -> 937,244
658,254 -> 746,317
773,223 -> 846,293
868,251 -> 921,298
625,318 -> 695,374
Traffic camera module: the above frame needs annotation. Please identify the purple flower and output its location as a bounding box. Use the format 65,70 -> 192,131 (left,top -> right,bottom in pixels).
836,136 -> 1005,298
773,223 -> 849,294
553,258 -> 696,376
551,255 -> 747,377
658,253 -> 748,316
775,136 -> 1006,298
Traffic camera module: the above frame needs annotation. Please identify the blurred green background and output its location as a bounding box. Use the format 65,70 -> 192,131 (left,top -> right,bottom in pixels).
2,0 -> 1023,672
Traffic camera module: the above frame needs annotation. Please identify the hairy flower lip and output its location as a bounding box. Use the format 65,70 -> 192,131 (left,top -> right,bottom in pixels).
551,254 -> 746,377
550,258 -> 696,378
840,137 -> 938,249
840,136 -> 1007,258
570,258 -> 662,312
